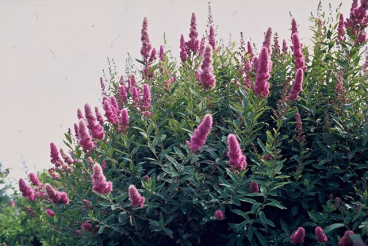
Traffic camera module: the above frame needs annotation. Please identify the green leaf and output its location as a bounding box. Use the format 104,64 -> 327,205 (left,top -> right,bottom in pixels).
323,223 -> 346,234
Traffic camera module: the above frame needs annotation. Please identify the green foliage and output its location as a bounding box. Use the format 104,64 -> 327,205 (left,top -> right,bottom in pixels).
17,3 -> 368,245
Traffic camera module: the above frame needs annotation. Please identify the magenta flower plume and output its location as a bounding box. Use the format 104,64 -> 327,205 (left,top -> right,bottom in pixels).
200,46 -> 216,89
227,134 -> 247,171
215,210 -> 224,220
19,178 -> 34,199
50,142 -> 62,166
119,108 -> 129,134
180,34 -> 188,63
262,27 -> 272,53
29,173 -> 41,186
187,13 -> 199,52
118,86 -> 128,106
282,39 -> 287,54
189,114 -> 213,152
338,230 -> 354,246
291,33 -> 307,72
288,68 -> 304,101
103,97 -> 118,125
149,48 -> 157,63
129,185 -> 145,207
291,18 -> 298,36
45,209 -> 55,217
199,37 -> 205,56
140,17 -> 152,60
100,77 -> 106,95
84,104 -> 104,140
141,84 -> 151,111
253,47 -> 271,98
60,148 -> 73,165
209,25 -> 216,50
249,181 -> 260,193
315,227 -> 328,243
92,163 -> 113,194
95,107 -> 104,126
247,41 -> 254,57
83,199 -> 92,209
81,221 -> 93,233
45,183 -> 69,204
132,86 -> 140,106
159,45 -> 165,62
338,14 -> 346,42
78,119 -> 95,152
290,227 -> 305,245
74,123 -> 79,139
77,108 -> 84,120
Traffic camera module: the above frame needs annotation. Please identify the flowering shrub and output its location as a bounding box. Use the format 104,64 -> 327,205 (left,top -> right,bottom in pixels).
17,1 -> 368,245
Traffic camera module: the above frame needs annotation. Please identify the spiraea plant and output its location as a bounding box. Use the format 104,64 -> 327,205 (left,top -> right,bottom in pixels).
18,1 -> 368,245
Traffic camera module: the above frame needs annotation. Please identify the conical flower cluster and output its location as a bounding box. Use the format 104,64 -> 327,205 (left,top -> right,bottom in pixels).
92,163 -> 113,194
189,114 -> 213,152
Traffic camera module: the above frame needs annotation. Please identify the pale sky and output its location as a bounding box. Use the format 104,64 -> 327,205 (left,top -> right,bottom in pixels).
0,0 -> 349,184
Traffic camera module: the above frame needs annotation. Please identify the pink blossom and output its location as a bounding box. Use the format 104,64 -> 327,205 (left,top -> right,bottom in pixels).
200,46 -> 216,89
119,75 -> 125,86
77,108 -> 84,120
81,221 -> 93,233
60,148 -> 73,165
118,86 -> 128,107
141,84 -> 151,111
118,109 -> 129,134
75,230 -> 82,236
295,113 -> 306,143
315,227 -> 328,243
45,184 -> 69,204
132,86 -> 140,106
29,173 -> 41,186
215,210 -> 224,220
262,27 -> 272,53
209,25 -> 216,50
50,143 -> 62,166
282,39 -> 287,54
290,227 -> 305,245
45,209 -> 55,217
85,104 -> 104,140
92,163 -> 113,194
83,199 -> 92,209
74,123 -> 79,139
338,14 -> 346,42
159,45 -> 165,62
227,134 -> 247,171
187,13 -> 199,52
291,18 -> 298,36
140,17 -> 152,60
199,37 -> 205,56
249,181 -> 260,193
78,119 -> 95,152
100,77 -> 106,95
180,34 -> 188,63
149,48 -> 157,63
247,41 -> 254,58
291,33 -> 307,71
189,114 -> 213,152
288,68 -> 304,101
19,178 -> 34,199
252,56 -> 259,73
129,185 -> 145,207
338,230 -> 354,246
95,107 -> 104,126
103,97 -> 118,125
253,47 -> 271,97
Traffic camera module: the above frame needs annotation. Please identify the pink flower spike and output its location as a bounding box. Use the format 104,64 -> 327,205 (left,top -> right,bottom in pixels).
209,25 -> 216,50
290,227 -> 305,245
50,143 -> 61,166
200,46 -> 216,90
187,13 -> 199,52
103,97 -> 118,125
19,178 -> 34,198
129,185 -> 145,207
82,221 -> 93,233
288,68 -> 304,101
215,210 -> 224,220
227,134 -> 247,171
140,17 -> 152,60
189,114 -> 213,152
45,183 -> 69,204
338,14 -> 346,42
132,86 -> 140,106
83,199 -> 92,209
159,45 -> 165,62
141,84 -> 151,111
253,47 -> 271,98
100,77 -> 106,95
249,181 -> 260,193
29,173 -> 41,186
119,109 -> 129,134
291,33 -> 306,72
92,163 -> 113,194
95,107 -> 104,126
262,27 -> 272,53
315,227 -> 328,243
78,119 -> 95,152
247,41 -> 254,57
199,37 -> 205,56
338,230 -> 354,246
282,39 -> 287,54
180,34 -> 188,63
291,18 -> 298,36
149,48 -> 157,63
77,108 -> 84,120
85,104 -> 104,140
74,123 -> 79,139
45,209 -> 55,217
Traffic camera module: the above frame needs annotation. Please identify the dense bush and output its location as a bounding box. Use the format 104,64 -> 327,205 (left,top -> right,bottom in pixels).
16,1 -> 368,245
